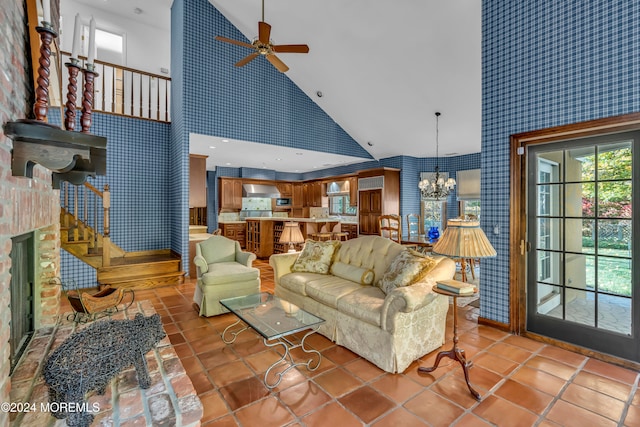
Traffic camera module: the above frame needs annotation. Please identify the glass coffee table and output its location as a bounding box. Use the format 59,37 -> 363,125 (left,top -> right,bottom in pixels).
219,292 -> 325,389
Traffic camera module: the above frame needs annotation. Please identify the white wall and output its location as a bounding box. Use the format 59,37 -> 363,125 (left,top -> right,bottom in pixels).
60,0 -> 171,76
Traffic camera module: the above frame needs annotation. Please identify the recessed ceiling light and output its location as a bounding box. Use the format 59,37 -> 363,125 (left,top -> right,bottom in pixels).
316,91 -> 323,97
209,146 -> 216,149
296,152 -> 303,155
275,158 -> 281,161
133,7 -> 143,14
222,139 -> 229,142
367,141 -> 374,146
225,162 -> 231,165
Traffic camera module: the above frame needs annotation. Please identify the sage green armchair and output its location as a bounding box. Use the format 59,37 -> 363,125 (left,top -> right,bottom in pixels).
193,235 -> 260,316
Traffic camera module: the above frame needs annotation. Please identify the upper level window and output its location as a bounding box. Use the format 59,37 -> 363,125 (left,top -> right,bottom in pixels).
329,195 -> 356,216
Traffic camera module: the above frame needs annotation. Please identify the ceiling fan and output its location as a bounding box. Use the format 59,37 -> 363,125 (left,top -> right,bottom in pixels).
215,0 -> 309,73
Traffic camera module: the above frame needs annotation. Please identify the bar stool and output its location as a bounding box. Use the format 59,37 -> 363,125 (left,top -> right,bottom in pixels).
331,223 -> 349,241
309,224 -> 333,241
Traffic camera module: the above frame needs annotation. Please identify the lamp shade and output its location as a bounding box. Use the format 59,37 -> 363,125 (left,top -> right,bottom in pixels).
280,222 -> 305,252
432,219 -> 496,258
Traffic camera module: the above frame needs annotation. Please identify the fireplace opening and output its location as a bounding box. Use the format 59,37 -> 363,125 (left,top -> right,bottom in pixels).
10,232 -> 35,375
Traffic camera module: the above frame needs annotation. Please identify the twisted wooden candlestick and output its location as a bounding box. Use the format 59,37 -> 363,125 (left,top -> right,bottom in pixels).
64,58 -> 81,131
33,24 -> 58,122
81,65 -> 99,133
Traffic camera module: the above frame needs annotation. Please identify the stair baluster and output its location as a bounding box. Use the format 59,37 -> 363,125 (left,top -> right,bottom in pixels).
102,184 -> 111,267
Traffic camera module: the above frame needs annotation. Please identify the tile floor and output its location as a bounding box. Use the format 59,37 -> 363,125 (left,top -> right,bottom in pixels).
134,259 -> 640,427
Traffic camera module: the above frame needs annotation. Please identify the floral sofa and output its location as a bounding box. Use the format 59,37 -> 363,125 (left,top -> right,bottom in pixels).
269,235 -> 456,373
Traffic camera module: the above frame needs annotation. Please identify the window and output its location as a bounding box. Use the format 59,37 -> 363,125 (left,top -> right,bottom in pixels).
421,200 -> 447,231
329,195 -> 356,216
460,200 -> 481,219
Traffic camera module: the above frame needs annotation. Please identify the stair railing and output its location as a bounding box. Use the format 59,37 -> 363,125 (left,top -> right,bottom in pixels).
61,182 -> 111,267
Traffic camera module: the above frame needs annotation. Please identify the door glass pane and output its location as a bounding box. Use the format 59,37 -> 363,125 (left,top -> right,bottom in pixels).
565,253 -> 595,290
597,142 -> 632,180
566,183 -> 594,218
537,184 -> 563,216
598,294 -> 631,335
564,290 -> 596,327
598,182 -> 632,218
538,218 -> 562,251
537,250 -> 562,285
538,284 -> 562,316
597,219 -> 631,257
566,218 -> 594,253
568,146 -> 596,181
597,256 -> 632,296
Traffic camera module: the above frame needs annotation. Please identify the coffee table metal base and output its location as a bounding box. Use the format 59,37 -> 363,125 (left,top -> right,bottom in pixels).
222,319 -> 322,389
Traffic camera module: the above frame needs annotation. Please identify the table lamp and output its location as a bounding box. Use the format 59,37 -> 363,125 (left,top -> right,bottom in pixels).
280,222 -> 305,252
432,219 -> 496,281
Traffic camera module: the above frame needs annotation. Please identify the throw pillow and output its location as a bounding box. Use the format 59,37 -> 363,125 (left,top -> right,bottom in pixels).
331,261 -> 375,285
291,239 -> 341,274
378,249 -> 437,294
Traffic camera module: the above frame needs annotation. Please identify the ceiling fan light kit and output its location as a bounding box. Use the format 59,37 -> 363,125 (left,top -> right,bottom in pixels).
215,0 -> 309,72
419,112 -> 456,200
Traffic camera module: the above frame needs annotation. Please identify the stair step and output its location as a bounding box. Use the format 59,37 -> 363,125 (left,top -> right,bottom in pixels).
98,271 -> 186,290
98,254 -> 181,282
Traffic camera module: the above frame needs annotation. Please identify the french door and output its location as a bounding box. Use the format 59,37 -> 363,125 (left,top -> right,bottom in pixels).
526,131 -> 639,361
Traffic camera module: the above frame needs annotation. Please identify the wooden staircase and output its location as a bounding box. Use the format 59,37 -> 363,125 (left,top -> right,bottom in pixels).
60,183 -> 185,289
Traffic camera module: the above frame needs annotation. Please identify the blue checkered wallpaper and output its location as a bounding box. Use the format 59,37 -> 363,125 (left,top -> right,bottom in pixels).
482,0 -> 640,323
49,111 -> 172,287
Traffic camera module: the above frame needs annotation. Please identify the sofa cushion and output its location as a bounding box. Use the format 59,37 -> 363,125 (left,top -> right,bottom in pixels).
291,239 -> 341,274
306,277 -> 363,309
378,250 -> 437,294
279,272 -> 333,296
331,262 -> 375,285
336,286 -> 385,326
333,235 -> 405,287
201,262 -> 260,286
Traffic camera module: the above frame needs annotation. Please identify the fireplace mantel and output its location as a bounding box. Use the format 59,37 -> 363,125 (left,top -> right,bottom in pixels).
3,119 -> 107,188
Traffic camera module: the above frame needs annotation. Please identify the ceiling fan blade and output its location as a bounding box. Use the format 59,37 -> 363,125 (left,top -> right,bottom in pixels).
272,44 -> 310,54
235,52 -> 259,67
215,36 -> 255,50
258,21 -> 271,44
266,54 -> 289,72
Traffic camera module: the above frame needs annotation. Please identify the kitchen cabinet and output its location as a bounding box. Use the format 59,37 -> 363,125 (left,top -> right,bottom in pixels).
189,154 -> 207,207
276,182 -> 292,197
340,223 -> 358,239
220,222 -> 246,248
306,181 -> 324,207
219,178 -> 242,211
357,168 -> 400,236
348,176 -> 358,207
245,219 -> 274,259
292,183 -> 304,208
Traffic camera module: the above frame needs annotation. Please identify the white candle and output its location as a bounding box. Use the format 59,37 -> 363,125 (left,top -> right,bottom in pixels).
71,13 -> 81,59
42,0 -> 51,24
87,16 -> 96,64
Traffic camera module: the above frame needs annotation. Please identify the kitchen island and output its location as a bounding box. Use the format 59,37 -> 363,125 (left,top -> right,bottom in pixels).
243,217 -> 357,258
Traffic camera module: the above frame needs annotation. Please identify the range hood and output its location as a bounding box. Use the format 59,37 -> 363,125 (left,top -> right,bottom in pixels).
242,184 -> 281,198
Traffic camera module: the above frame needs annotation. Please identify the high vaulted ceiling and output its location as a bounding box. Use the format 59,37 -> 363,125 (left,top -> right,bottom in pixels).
72,0 -> 482,172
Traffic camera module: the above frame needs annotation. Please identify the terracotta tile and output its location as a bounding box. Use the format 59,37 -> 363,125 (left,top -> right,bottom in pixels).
208,360 -> 254,387
624,404 -> 640,426
572,370 -> 632,401
371,408 -> 428,427
431,374 -> 485,409
267,367 -> 307,392
199,391 -> 230,423
300,353 -> 337,378
203,414 -> 239,426
452,413 -> 494,427
463,365 -> 503,393
168,332 -> 186,345
343,358 -> 385,382
173,342 -> 194,359
495,379 -> 553,414
302,401 -> 362,427
321,345 -> 359,365
198,346 -> 239,369
244,349 -> 284,374
405,389 -> 465,426
503,335 -> 546,352
476,325 -> 510,341
303,333 -> 334,351
537,421 -> 563,427
190,336 -> 227,354
472,351 -> 518,376
188,370 -> 215,395
458,331 -> 497,349
339,386 -> 396,424
538,345 -> 587,366
486,342 -> 533,364
525,355 -> 577,380
277,380 -> 332,417
218,376 -> 269,411
183,325 -> 220,342
234,396 -> 294,427
545,400 -> 617,427
180,356 -> 204,376
472,395 -> 538,427
313,367 -> 363,397
371,373 -> 424,403
582,358 -> 639,385
633,388 -> 640,406
510,366 -> 566,396
561,383 -> 625,421
163,322 -> 180,335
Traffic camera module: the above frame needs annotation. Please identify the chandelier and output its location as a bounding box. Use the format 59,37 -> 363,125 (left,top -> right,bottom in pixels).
418,112 -> 456,200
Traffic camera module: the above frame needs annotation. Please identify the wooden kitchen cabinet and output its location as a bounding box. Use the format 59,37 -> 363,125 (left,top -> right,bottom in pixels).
340,222 -> 358,239
189,154 -> 207,207
219,178 -> 242,211
245,219 -> 274,259
220,222 -> 246,248
348,176 -> 358,207
306,181 -> 324,207
292,183 -> 304,208
276,182 -> 292,197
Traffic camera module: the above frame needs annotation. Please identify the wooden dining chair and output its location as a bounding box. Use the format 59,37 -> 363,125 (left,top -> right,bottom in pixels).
379,214 -> 402,243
